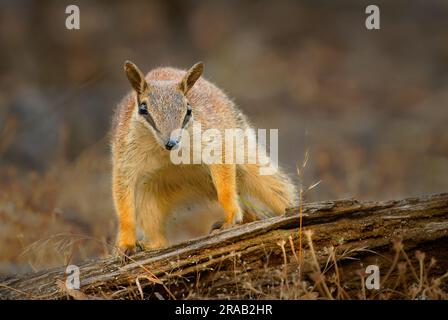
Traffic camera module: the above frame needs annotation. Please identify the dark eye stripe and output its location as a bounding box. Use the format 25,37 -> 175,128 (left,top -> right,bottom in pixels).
138,101 -> 159,132
182,106 -> 192,128
145,113 -> 159,132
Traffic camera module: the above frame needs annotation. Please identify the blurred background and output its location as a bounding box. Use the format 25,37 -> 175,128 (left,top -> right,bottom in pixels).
0,0 -> 447,275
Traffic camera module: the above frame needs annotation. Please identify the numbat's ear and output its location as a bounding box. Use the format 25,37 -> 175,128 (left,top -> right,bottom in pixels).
179,62 -> 204,94
124,60 -> 148,95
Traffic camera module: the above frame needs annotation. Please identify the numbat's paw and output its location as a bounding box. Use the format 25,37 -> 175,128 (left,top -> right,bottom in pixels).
135,241 -> 147,252
117,246 -> 135,264
209,221 -> 233,234
118,242 -> 146,263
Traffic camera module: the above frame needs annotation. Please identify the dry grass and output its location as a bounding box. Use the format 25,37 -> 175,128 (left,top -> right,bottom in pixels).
170,235 -> 447,300
0,143 -> 116,274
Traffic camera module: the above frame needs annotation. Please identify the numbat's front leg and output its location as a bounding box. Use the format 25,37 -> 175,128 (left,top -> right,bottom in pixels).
113,172 -> 137,256
209,164 -> 242,230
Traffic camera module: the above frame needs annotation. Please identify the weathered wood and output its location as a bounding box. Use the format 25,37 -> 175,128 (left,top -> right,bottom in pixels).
1,193 -> 447,299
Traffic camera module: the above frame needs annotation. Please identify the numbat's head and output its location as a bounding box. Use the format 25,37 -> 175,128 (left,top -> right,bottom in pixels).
124,60 -> 203,150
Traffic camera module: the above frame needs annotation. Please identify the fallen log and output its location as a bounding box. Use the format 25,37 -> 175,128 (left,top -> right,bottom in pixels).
1,193 -> 447,299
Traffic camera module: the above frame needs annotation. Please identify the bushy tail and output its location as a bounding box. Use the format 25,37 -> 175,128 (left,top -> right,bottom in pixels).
237,164 -> 297,221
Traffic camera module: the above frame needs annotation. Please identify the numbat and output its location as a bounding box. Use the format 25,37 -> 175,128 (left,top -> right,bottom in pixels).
111,61 -> 296,255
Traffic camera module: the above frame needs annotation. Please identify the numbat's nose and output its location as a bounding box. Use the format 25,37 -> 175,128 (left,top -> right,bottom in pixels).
165,139 -> 178,150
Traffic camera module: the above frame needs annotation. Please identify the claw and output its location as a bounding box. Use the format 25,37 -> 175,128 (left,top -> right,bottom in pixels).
210,220 -> 224,233
209,221 -> 233,234
135,241 -> 146,252
117,244 -> 138,264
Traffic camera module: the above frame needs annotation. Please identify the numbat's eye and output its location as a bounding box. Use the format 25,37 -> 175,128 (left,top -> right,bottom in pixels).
138,102 -> 148,115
